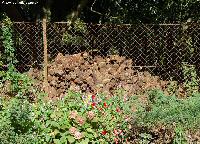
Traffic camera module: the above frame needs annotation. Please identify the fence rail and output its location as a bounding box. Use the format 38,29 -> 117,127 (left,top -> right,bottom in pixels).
1,22 -> 200,82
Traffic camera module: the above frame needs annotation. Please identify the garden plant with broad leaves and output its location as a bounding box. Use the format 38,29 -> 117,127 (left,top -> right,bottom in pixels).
32,90 -> 135,144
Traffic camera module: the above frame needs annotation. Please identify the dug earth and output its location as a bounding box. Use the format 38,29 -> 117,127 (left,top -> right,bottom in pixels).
28,52 -> 169,100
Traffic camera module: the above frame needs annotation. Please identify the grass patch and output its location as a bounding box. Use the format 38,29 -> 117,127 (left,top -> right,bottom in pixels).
132,89 -> 200,143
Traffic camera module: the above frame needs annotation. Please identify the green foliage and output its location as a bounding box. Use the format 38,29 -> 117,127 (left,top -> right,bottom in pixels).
136,89 -> 200,128
3,66 -> 34,96
0,97 -> 38,144
138,132 -> 153,144
63,33 -> 85,45
62,18 -> 88,46
2,0 -> 200,24
182,62 -> 199,96
166,78 -> 178,96
1,15 -> 17,66
94,0 -> 200,24
166,62 -> 199,97
33,91 -> 133,143
134,89 -> 200,142
0,15 -> 34,97
0,91 -> 134,143
108,46 -> 120,55
73,18 -> 87,34
173,126 -> 187,144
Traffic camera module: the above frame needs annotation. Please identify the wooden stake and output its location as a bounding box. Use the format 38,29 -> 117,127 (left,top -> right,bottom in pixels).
42,17 -> 48,94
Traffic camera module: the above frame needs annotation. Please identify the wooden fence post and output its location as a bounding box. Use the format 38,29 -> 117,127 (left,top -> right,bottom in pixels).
42,17 -> 48,94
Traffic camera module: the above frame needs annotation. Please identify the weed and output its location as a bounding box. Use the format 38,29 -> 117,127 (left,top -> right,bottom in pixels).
166,77 -> 178,96
0,97 -> 38,144
133,89 -> 200,143
173,126 -> 187,144
182,62 -> 199,96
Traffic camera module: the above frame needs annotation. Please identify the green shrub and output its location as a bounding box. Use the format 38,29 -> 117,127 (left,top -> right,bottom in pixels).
135,89 -> 200,128
1,14 -> 16,66
62,18 -> 88,46
0,91 -> 134,143
133,89 -> 200,143
33,91 -> 133,143
0,97 -> 38,144
0,15 -> 35,98
182,62 -> 199,96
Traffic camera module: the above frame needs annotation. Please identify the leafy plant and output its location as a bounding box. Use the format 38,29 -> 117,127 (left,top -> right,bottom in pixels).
62,18 -> 88,46
134,89 -> 200,143
182,62 -> 199,96
136,89 -> 200,128
1,14 -> 17,67
0,15 -> 35,98
0,97 -> 38,144
32,91 -> 134,143
166,77 -> 178,96
173,126 -> 187,144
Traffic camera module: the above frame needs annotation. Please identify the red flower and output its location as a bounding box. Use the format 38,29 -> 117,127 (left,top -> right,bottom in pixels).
101,130 -> 107,135
98,107 -> 103,111
103,102 -> 108,108
116,107 -> 121,112
91,102 -> 96,108
92,95 -> 96,100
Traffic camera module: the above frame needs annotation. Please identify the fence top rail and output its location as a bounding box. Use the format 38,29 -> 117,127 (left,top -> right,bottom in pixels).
1,21 -> 199,26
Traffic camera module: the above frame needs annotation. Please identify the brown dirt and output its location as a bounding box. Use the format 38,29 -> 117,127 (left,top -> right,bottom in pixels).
28,52 -> 169,100
129,126 -> 200,143
129,125 -> 175,144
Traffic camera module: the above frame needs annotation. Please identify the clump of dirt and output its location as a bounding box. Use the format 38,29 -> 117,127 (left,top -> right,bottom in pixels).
129,125 -> 175,144
28,52 -> 169,100
129,125 -> 200,143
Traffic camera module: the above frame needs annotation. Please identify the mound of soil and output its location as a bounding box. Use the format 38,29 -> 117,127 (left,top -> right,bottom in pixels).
28,52 -> 169,100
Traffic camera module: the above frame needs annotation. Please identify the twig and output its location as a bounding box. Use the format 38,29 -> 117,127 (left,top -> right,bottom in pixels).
91,0 -> 102,15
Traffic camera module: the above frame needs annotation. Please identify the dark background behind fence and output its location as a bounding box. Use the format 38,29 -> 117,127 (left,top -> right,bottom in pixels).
1,22 -> 200,83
